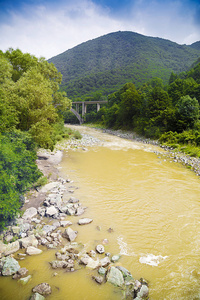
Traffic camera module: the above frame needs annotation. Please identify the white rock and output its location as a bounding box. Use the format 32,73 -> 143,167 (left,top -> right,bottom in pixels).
19,235 -> 38,249
39,182 -> 62,193
26,246 -> 42,255
23,207 -> 37,220
0,240 -> 20,257
68,197 -> 79,203
96,244 -> 105,254
60,221 -> 72,227
62,227 -> 77,242
78,218 -> 93,225
46,206 -> 59,217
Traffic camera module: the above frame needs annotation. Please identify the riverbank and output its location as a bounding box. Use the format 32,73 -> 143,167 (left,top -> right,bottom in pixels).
91,126 -> 200,177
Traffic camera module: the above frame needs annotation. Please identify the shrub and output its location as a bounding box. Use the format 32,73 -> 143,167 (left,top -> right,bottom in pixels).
73,130 -> 82,139
0,131 -> 42,229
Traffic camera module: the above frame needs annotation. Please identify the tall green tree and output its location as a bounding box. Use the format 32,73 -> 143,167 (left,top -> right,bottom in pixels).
0,49 -> 71,149
175,95 -> 199,131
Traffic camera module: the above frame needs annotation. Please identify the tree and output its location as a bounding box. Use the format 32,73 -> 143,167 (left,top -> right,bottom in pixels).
175,95 -> 199,131
117,83 -> 141,127
0,49 -> 72,149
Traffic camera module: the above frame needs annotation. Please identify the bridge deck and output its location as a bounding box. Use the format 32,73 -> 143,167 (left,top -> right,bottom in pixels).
72,101 -> 108,105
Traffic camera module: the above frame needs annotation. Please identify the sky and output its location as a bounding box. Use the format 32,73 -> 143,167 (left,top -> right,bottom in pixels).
0,0 -> 200,59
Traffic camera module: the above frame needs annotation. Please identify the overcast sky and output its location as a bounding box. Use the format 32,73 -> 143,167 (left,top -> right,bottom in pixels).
0,0 -> 200,59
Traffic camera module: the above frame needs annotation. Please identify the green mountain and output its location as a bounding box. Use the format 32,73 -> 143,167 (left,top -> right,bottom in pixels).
48,31 -> 200,98
190,41 -> 200,51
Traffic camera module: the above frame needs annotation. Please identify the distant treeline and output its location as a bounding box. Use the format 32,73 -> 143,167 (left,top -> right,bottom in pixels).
65,60 -> 200,157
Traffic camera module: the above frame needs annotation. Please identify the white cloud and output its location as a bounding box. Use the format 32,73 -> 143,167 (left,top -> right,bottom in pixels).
0,0 -> 124,59
123,0 -> 200,45
0,0 -> 199,59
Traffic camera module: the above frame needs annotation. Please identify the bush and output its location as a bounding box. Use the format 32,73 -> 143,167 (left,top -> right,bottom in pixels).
34,176 -> 48,188
73,130 -> 82,139
0,131 -> 42,229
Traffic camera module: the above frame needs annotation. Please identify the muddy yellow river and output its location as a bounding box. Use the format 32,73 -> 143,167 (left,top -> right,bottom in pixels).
1,125 -> 200,300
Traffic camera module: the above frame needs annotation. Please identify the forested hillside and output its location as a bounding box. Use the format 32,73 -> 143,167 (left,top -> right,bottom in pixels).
49,31 -> 200,98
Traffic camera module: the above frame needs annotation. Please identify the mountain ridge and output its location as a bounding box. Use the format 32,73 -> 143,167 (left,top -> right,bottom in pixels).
48,31 -> 200,98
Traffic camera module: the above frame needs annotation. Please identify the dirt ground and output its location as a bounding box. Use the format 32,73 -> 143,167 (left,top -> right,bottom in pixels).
23,150 -> 63,210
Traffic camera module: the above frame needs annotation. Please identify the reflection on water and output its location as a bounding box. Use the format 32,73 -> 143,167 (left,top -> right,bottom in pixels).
1,125 -> 200,299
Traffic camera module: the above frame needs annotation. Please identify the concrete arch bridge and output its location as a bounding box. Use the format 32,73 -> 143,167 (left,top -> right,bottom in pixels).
71,100 -> 108,124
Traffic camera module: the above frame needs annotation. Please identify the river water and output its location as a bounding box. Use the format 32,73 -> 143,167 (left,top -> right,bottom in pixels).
1,125 -> 200,299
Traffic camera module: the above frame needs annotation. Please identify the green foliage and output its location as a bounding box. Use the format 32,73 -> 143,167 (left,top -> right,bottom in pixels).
0,48 -> 73,229
0,48 -> 72,149
34,176 -> 48,188
73,130 -> 82,139
96,61 -> 200,141
49,31 -> 200,98
0,131 -> 42,229
175,95 -> 199,131
62,110 -> 79,124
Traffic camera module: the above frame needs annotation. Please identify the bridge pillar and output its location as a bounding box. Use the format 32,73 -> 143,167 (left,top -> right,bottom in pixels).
82,102 -> 87,116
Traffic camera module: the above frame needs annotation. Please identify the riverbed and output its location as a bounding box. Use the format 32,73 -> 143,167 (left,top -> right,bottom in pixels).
60,125 -> 200,299
1,125 -> 200,299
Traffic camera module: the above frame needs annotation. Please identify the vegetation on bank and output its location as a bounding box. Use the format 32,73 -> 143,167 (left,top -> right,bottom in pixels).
0,48 -> 75,229
67,60 -> 200,157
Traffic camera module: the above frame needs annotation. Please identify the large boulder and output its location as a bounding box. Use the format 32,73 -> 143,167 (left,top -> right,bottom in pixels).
32,283 -> 52,295
62,227 -> 77,242
0,240 -> 20,257
106,266 -> 124,287
100,257 -> 111,267
39,182 -> 62,193
78,218 -> 93,225
136,284 -> 149,299
19,235 -> 38,248
96,244 -> 105,254
75,207 -> 85,216
23,207 -> 37,220
60,221 -> 72,227
30,293 -> 45,300
42,225 -> 56,235
68,197 -> 79,203
0,256 -> 20,276
45,206 -> 59,217
79,254 -> 99,269
47,194 -> 62,206
13,267 -> 28,279
26,246 -> 43,255
116,266 -> 133,281
50,260 -> 74,270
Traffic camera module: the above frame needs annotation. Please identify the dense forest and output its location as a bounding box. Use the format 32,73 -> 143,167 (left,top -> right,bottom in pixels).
0,49 -> 73,229
49,31 -> 200,98
77,59 -> 200,158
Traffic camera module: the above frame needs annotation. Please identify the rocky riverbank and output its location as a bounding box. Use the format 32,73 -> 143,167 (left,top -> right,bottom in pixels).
0,135 -> 149,300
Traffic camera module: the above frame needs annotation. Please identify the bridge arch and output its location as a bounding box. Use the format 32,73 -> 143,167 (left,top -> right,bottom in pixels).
70,108 -> 84,124
70,100 -> 108,124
